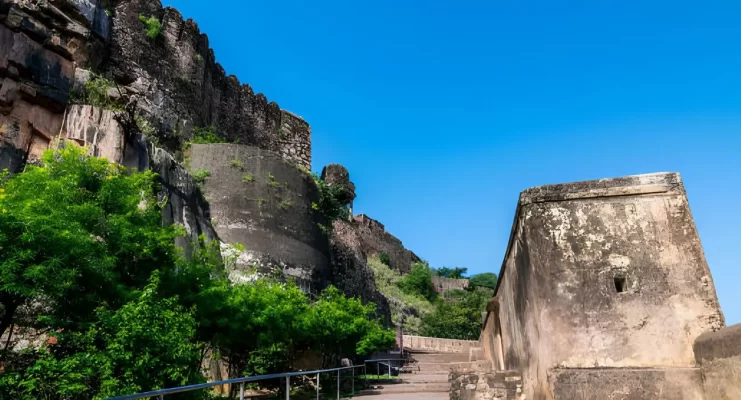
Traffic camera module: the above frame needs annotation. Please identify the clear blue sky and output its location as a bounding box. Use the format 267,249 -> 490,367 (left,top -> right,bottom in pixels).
164,0 -> 740,324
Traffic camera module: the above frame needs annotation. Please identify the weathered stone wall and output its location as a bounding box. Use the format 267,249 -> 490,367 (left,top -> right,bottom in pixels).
548,368 -> 705,400
330,219 -> 391,325
431,276 -> 469,296
0,0 -> 113,171
1,0 -> 312,172
403,335 -> 479,354
450,362 -> 524,400
693,323 -> 741,400
188,143 -> 330,293
351,213 -> 421,273
484,172 -> 724,399
105,0 -> 311,168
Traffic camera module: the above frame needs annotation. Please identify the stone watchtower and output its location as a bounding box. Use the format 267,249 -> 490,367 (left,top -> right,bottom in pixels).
475,172 -> 727,400
320,164 -> 356,217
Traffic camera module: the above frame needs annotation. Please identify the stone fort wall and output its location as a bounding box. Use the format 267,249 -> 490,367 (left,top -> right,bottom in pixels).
352,214 -> 421,273
188,143 -> 330,293
431,276 -> 469,296
479,172 -> 725,399
0,0 -> 312,174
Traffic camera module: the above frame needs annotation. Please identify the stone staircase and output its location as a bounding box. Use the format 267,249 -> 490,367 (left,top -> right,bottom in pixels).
359,351 -> 478,399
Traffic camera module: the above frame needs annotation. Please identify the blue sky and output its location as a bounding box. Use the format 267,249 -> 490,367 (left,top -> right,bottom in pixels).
164,0 -> 740,324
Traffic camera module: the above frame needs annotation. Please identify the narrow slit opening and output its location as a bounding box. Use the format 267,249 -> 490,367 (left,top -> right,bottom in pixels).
614,277 -> 627,293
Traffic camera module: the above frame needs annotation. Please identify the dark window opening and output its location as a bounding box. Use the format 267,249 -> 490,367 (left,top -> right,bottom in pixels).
614,277 -> 627,293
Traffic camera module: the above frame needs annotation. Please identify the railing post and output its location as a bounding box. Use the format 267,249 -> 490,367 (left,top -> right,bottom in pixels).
336,369 -> 340,400
387,359 -> 390,378
363,364 -> 367,388
316,372 -> 320,400
240,382 -> 245,400
286,376 -> 290,400
351,367 -> 354,394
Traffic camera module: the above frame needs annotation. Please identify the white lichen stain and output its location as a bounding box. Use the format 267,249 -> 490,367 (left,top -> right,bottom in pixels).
545,206 -> 575,262
607,254 -> 631,267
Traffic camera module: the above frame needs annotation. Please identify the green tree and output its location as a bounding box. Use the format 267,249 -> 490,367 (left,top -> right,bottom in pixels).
300,286 -> 395,365
0,273 -> 205,400
420,287 -> 493,340
196,278 -> 309,377
469,273 -> 498,290
433,267 -> 468,279
0,147 -> 395,399
378,252 -> 391,266
312,174 -> 350,232
0,147 -> 178,340
398,262 -> 436,302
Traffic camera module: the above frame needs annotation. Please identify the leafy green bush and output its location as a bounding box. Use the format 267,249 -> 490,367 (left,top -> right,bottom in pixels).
469,272 -> 498,290
300,286 -> 395,365
398,262 -> 437,302
312,174 -> 350,232
138,15 -> 162,39
433,266 -> 468,279
242,173 -> 255,183
80,76 -> 120,110
420,287 -> 493,340
229,159 -> 243,169
367,256 -> 434,333
190,125 -> 224,145
379,252 -> 391,266
191,169 -> 210,185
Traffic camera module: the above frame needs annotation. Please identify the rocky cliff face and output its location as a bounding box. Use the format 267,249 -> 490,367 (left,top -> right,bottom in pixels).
0,0 -> 422,326
105,0 -> 311,168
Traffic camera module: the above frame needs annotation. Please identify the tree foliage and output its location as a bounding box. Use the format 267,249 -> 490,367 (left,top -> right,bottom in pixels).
433,267 -> 468,279
420,287 -> 493,340
312,174 -> 350,232
0,146 -> 177,340
398,262 -> 437,302
469,272 -> 498,290
300,286 -> 395,364
0,147 -> 394,398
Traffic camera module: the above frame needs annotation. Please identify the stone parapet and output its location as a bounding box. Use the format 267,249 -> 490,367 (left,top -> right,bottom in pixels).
548,368 -> 704,400
403,335 -> 479,354
449,364 -> 523,400
693,323 -> 741,400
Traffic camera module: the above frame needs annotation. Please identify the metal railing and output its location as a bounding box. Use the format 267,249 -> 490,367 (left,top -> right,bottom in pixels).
108,359 -> 408,400
362,358 -> 405,379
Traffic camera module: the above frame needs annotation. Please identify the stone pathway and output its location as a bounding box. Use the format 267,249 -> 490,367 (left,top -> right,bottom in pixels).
356,351 -> 472,399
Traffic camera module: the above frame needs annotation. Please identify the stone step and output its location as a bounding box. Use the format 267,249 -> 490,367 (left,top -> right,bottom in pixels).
359,382 -> 451,394
355,393 -> 448,400
402,374 -> 449,383
415,361 -> 476,372
410,353 -> 470,363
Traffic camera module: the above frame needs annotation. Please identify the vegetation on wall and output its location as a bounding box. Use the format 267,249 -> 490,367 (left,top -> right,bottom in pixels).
138,15 -> 162,40
311,173 -> 350,232
71,76 -> 122,110
379,252 -> 391,266
367,256 -> 435,334
368,254 -> 496,340
0,148 -> 395,399
189,125 -> 225,145
433,266 -> 468,279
